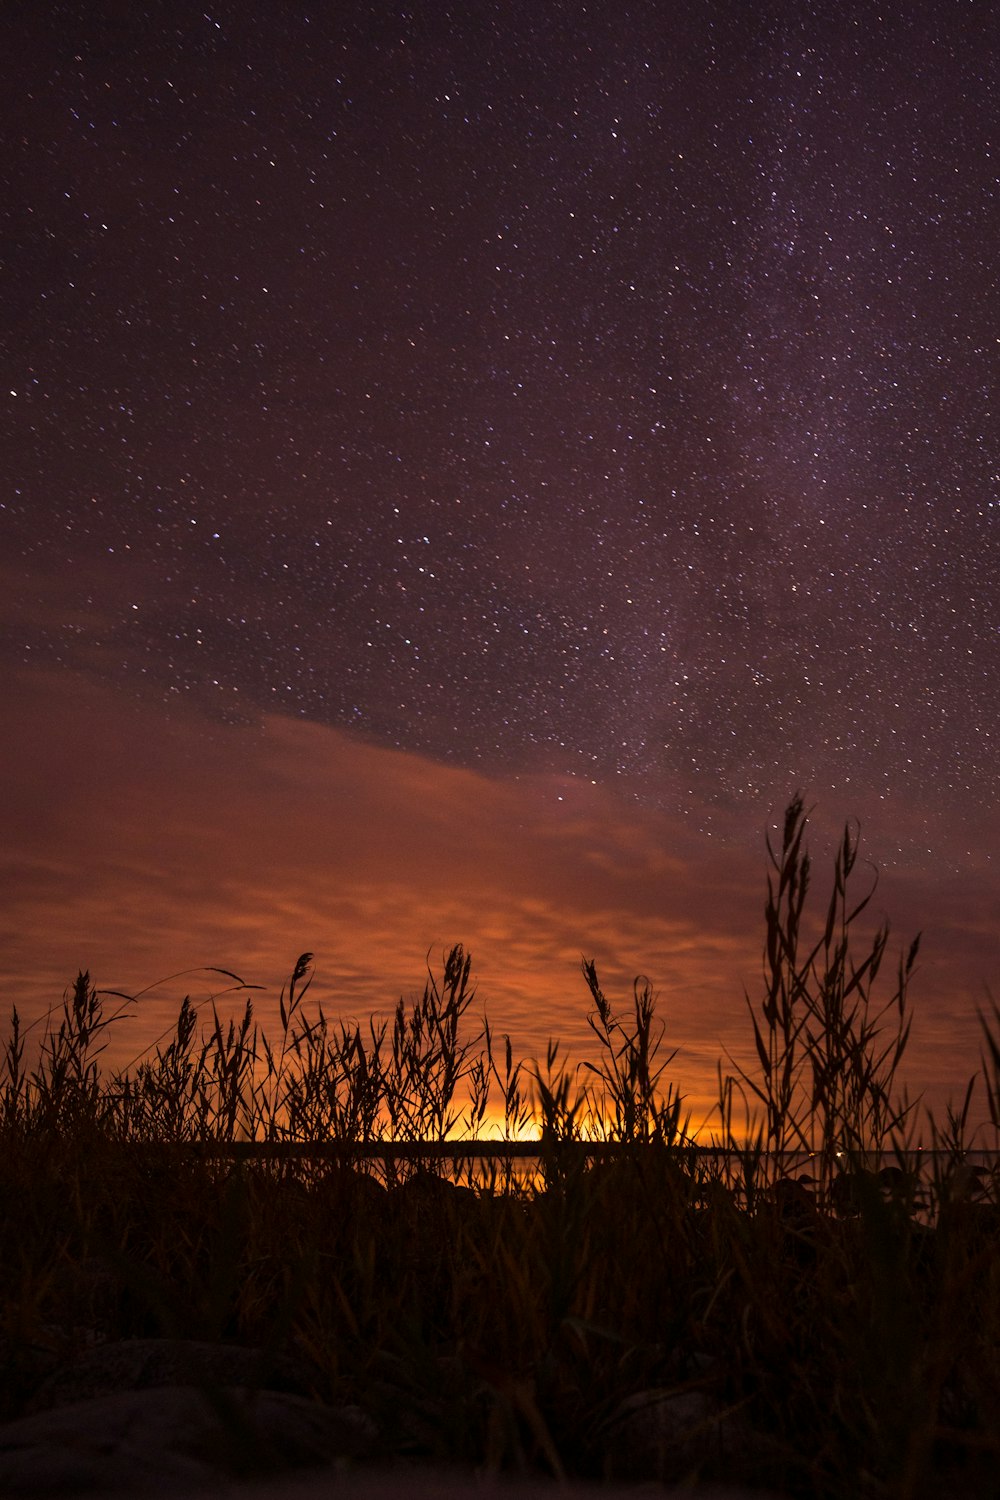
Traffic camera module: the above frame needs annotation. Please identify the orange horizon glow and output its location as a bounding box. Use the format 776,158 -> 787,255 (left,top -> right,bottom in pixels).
3,664 -> 1000,1138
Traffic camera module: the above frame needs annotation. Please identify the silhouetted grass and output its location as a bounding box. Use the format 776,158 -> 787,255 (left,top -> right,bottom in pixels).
1,798 -> 998,1497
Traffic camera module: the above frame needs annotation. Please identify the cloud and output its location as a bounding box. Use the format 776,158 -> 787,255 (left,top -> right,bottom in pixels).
2,663 -> 997,1128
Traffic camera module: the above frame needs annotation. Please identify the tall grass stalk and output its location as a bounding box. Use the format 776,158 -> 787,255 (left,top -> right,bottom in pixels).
3,801 -> 1000,1497
722,794 -> 920,1200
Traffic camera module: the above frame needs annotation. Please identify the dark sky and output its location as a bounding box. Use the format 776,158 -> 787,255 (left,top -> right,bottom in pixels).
3,1 -> 1000,1120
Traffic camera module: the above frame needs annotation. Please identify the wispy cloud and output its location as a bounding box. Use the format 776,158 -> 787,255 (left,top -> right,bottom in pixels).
2,665 -> 997,1124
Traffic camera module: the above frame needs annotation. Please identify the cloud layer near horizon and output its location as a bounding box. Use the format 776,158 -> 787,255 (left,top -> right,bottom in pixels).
3,666 -> 998,1125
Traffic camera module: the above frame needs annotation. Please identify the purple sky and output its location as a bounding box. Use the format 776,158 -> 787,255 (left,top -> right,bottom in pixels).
4,2 -> 1000,1131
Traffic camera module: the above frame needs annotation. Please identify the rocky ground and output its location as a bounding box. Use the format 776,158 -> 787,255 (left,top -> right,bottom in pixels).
0,1335 -> 778,1497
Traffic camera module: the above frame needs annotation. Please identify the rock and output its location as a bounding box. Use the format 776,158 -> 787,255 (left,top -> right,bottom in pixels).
27,1337 -> 314,1413
600,1385 -> 778,1486
391,1170 -> 477,1207
770,1173 -> 820,1228
0,1384 -> 377,1496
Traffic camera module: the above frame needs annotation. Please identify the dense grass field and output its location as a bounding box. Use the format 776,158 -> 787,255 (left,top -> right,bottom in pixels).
2,799 -> 998,1497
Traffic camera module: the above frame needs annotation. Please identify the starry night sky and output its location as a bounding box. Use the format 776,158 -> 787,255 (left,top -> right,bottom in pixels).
4,1 -> 1000,1119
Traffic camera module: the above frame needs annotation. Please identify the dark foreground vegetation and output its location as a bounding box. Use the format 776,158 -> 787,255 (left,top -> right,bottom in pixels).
2,799 -> 999,1497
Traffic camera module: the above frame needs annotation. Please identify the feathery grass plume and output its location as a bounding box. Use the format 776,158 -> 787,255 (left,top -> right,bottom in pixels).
383,944 -> 482,1150
112,993 -> 206,1142
529,1039 -> 587,1194
282,1007 -> 388,1146
723,794 -> 919,1199
580,960 -> 689,1145
3,803 -> 1000,1496
494,1026 -> 532,1142
101,966 -> 262,1143
260,951 -> 313,1140
532,1039 -> 584,1145
978,992 -> 1000,1140
1,1007 -> 26,1134
29,971 -> 119,1134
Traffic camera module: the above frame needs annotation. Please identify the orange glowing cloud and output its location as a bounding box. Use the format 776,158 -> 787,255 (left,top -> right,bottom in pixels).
2,664 -> 998,1130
